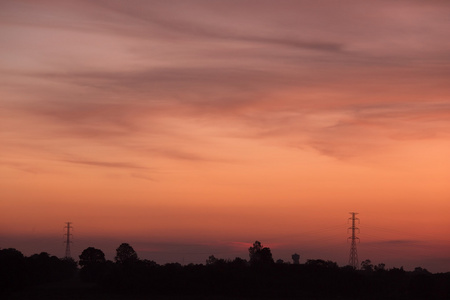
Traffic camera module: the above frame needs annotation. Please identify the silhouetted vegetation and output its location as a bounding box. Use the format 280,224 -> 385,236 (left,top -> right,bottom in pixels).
0,248 -> 76,296
78,247 -> 108,283
1,242 -> 450,299
114,242 -> 138,264
248,240 -> 274,267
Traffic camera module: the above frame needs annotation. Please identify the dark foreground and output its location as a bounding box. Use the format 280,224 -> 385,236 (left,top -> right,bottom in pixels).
4,263 -> 450,300
1,248 -> 450,299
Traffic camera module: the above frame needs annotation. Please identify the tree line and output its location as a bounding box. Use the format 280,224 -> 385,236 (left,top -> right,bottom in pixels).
1,241 -> 450,299
0,248 -> 76,294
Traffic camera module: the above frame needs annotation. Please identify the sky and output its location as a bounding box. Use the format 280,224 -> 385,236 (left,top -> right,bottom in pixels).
1,0 -> 449,272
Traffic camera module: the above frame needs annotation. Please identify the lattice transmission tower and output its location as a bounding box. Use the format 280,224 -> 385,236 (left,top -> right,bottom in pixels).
348,212 -> 360,269
64,222 -> 73,259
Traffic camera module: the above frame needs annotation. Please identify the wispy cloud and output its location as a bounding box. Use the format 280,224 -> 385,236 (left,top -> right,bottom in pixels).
61,159 -> 149,170
2,0 -> 450,164
367,239 -> 421,246
0,161 -> 43,174
130,173 -> 156,182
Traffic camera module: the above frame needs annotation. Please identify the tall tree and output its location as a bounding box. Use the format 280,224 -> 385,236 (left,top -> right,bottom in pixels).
79,247 -> 106,267
248,241 -> 274,266
115,243 -> 138,264
78,247 -> 107,283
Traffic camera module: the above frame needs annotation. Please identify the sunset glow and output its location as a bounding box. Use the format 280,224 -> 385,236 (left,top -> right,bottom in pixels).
1,0 -> 449,272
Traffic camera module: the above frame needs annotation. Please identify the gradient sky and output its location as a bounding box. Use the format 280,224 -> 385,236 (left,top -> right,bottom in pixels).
1,0 -> 449,272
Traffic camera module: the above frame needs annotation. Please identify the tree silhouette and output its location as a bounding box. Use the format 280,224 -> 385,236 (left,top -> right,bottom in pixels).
0,248 -> 26,292
79,247 -> 107,283
79,247 -> 106,266
115,243 -> 138,264
1,245 -> 448,299
361,259 -> 374,272
206,255 -> 218,265
305,259 -> 338,269
374,263 -> 386,272
248,241 -> 274,266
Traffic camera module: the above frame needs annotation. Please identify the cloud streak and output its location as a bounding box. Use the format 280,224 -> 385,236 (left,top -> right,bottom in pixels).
366,239 -> 421,246
0,0 -> 449,238
61,159 -> 150,170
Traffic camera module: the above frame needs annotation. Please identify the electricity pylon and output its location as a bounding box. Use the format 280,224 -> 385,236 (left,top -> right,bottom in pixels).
348,212 -> 359,269
64,222 -> 73,259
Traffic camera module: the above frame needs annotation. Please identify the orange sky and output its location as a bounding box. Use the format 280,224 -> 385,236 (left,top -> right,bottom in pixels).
1,0 -> 449,272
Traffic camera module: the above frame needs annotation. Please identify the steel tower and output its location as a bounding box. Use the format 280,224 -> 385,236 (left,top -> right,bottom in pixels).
348,212 -> 359,269
64,222 -> 73,258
